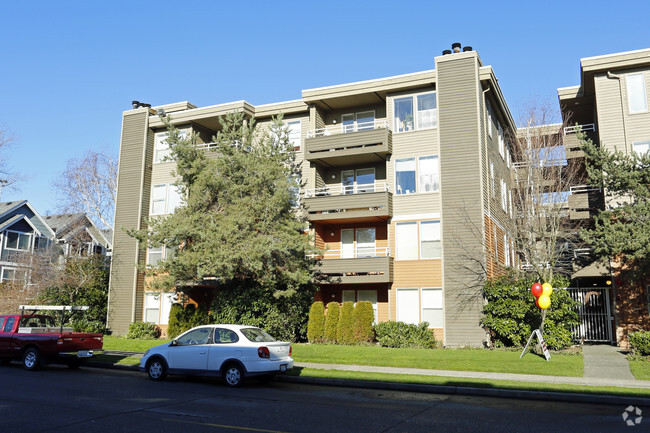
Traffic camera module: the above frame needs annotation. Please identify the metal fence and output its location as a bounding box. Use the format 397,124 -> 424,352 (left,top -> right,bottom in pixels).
567,287 -> 613,342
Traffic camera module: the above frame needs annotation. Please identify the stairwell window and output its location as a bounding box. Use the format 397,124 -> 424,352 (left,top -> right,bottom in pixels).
627,73 -> 648,114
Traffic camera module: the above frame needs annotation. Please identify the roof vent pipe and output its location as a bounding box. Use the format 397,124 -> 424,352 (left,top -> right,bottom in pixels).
452,42 -> 462,53
463,46 -> 472,52
442,49 -> 452,55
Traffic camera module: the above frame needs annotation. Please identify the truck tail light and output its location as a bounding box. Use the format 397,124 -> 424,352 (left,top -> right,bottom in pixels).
57,338 -> 63,345
289,345 -> 292,356
257,347 -> 270,359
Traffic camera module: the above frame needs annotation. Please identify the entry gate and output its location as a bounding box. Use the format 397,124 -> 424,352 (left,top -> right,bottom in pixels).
567,287 -> 613,343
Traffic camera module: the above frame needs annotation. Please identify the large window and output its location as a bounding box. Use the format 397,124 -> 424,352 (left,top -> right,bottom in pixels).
1,267 -> 26,284
627,73 -> 648,114
286,120 -> 301,150
397,287 -> 443,328
396,220 -> 441,260
340,227 -> 376,258
343,111 -> 375,133
151,184 -> 183,215
396,288 -> 419,324
147,244 -> 176,266
342,168 -> 375,194
421,288 -> 443,328
396,156 -> 439,195
154,130 -> 187,163
5,230 -> 31,251
144,292 -> 176,325
394,92 -> 437,133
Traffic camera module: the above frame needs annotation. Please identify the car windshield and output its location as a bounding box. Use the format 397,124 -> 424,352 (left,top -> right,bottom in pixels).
20,316 -> 56,327
240,327 -> 276,343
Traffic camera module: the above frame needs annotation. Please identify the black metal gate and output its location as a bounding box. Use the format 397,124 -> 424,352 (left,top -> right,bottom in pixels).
567,287 -> 613,342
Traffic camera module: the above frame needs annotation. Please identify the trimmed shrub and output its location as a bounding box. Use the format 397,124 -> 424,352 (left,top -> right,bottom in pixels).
353,301 -> 375,343
337,302 -> 355,345
307,302 -> 325,343
629,331 -> 650,356
324,302 -> 340,343
374,321 -> 438,349
166,303 -> 185,339
127,321 -> 160,339
481,273 -> 579,350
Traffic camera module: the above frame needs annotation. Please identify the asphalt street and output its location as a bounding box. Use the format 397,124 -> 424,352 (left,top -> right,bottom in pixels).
0,362 -> 646,433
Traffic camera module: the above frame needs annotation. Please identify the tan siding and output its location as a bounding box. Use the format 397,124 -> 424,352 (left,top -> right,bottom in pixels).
107,110 -> 150,335
437,54 -> 486,346
595,73 -> 627,151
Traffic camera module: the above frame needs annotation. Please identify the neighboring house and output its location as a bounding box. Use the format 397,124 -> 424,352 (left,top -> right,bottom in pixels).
558,48 -> 650,346
0,202 -> 112,314
43,213 -> 112,261
108,43 -> 519,345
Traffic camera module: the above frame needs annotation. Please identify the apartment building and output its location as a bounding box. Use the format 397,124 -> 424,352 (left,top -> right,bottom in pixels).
560,48 -> 650,345
107,44 -> 518,346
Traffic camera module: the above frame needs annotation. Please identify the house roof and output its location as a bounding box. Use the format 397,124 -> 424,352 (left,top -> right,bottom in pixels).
0,200 -> 55,238
43,213 -> 111,248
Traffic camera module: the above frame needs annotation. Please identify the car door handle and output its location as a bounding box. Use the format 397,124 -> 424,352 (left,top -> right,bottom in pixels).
200,352 -> 207,355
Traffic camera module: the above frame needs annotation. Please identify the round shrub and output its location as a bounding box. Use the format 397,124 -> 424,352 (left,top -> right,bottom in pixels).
374,321 -> 438,349
353,301 -> 375,343
324,302 -> 340,343
127,321 -> 160,339
337,302 -> 355,345
307,302 -> 325,343
629,331 -> 650,356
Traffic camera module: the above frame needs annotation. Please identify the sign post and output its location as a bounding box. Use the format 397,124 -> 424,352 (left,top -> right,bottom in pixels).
520,329 -> 551,361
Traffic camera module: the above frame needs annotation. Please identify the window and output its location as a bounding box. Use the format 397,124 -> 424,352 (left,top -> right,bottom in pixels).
627,73 -> 648,114
340,228 -> 376,258
394,98 -> 414,132
501,179 -> 508,211
151,184 -> 183,215
342,111 -> 375,133
396,288 -> 419,325
286,120 -> 301,150
418,156 -> 439,193
498,123 -> 505,158
178,327 -> 211,345
394,93 -> 437,133
1,268 -> 26,284
342,290 -> 355,303
633,140 -> 650,155
342,168 -> 375,194
396,158 -> 416,194
420,221 -> 441,259
504,235 -> 511,266
144,292 -> 176,324
396,156 -> 438,195
490,162 -> 495,196
5,230 -> 31,251
147,245 -> 176,266
417,93 -> 437,129
154,130 -> 187,163
3,316 -> 15,332
396,222 -> 418,260
486,100 -> 493,138
421,288 -> 443,328
35,236 -> 50,252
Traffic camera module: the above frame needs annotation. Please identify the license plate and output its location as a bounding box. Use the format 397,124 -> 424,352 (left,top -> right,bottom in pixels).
78,350 -> 91,358
280,364 -> 287,372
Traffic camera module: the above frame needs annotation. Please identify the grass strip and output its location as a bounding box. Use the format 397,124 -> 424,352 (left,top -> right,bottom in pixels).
102,336 -> 170,352
292,344 -> 583,377
288,368 -> 650,398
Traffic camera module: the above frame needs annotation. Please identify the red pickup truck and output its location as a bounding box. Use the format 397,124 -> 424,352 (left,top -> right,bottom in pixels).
0,305 -> 104,370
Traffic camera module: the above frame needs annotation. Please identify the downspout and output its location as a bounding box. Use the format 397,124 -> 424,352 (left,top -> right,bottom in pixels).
481,85 -> 491,347
605,71 -> 624,345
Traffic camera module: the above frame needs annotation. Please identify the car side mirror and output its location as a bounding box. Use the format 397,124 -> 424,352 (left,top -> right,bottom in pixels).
170,340 -> 178,347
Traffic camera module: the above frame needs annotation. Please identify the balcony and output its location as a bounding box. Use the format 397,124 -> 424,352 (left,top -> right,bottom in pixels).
303,182 -> 392,223
309,247 -> 393,284
568,185 -> 604,219
564,124 -> 596,159
305,120 -> 392,167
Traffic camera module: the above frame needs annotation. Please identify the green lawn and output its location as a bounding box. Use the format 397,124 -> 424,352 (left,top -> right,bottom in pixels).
629,359 -> 650,381
102,336 -> 170,352
292,344 -> 584,377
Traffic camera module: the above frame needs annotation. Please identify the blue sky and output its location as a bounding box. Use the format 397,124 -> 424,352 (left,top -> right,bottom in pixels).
1,0 -> 648,217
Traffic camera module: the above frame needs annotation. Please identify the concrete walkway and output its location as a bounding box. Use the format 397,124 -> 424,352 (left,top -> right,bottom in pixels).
583,343 -> 636,381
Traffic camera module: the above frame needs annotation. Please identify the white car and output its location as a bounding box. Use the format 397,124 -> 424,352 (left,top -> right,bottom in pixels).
139,324 -> 294,387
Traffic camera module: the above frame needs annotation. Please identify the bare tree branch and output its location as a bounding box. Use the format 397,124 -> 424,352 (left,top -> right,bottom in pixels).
52,150 -> 117,231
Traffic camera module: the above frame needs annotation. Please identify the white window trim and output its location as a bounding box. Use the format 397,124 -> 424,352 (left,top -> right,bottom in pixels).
421,287 -> 444,329
626,73 -> 648,114
285,120 -> 302,150
395,155 -> 439,195
396,220 -> 441,260
150,183 -> 184,215
4,230 -> 33,253
486,100 -> 493,138
394,92 -> 438,133
632,140 -> 650,155
419,220 -> 441,259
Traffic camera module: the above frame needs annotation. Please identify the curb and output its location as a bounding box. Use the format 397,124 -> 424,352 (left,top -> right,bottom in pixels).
86,360 -> 650,406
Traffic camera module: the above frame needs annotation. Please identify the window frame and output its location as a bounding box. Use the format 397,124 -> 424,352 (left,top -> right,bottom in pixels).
395,155 -> 439,195
150,183 -> 184,215
421,287 -> 443,328
626,73 -> 648,114
632,140 -> 650,155
419,220 -> 441,259
394,92 -> 438,133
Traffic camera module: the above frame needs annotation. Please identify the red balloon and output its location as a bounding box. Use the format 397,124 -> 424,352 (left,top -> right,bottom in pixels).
531,283 -> 543,298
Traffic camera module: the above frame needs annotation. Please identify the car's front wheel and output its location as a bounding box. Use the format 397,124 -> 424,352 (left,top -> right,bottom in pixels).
147,358 -> 167,381
223,363 -> 245,387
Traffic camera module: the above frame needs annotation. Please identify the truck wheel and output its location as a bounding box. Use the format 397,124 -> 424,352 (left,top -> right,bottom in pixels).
147,358 -> 167,381
223,363 -> 245,387
23,348 -> 41,371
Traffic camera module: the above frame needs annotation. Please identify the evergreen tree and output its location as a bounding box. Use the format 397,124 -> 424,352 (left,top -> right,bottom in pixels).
129,112 -> 318,340
581,136 -> 650,279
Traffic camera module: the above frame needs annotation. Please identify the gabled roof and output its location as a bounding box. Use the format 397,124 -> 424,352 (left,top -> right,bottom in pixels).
0,214 -> 40,234
44,213 -> 111,248
0,200 -> 55,238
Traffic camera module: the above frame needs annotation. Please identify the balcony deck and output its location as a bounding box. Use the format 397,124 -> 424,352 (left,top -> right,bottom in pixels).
311,248 -> 393,284
303,183 -> 392,223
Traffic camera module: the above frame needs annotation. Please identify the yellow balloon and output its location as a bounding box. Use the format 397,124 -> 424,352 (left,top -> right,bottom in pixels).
538,294 -> 551,309
542,283 -> 553,297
